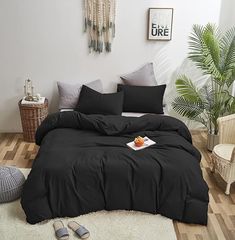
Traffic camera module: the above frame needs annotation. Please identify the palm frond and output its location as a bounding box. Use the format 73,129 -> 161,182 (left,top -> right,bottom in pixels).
220,27 -> 235,71
230,97 -> 235,113
219,27 -> 235,87
199,84 -> 214,111
175,75 -> 203,102
188,25 -> 204,68
225,95 -> 235,113
172,96 -> 204,119
188,23 -> 223,82
203,24 -> 221,67
231,68 -> 235,85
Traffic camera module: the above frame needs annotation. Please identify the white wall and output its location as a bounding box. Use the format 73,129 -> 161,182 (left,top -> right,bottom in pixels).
0,0 -> 221,132
219,0 -> 235,97
219,0 -> 235,30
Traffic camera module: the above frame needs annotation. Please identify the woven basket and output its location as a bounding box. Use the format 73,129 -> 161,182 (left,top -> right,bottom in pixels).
19,99 -> 48,142
0,166 -> 25,203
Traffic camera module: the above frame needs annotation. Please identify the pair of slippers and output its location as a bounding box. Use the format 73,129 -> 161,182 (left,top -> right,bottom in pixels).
53,220 -> 90,239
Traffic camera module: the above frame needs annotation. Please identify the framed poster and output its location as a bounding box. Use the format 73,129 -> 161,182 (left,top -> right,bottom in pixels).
148,8 -> 173,41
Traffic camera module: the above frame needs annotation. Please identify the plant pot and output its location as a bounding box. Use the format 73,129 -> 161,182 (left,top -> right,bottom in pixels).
207,133 -> 219,151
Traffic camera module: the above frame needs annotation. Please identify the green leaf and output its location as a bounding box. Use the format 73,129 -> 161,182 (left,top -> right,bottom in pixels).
188,23 -> 223,82
226,95 -> 235,113
220,27 -> 235,87
220,27 -> 235,70
172,96 -> 204,119
199,84 -> 214,111
175,75 -> 203,102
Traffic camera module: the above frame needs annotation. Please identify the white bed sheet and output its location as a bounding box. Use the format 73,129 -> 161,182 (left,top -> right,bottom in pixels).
60,107 -> 168,117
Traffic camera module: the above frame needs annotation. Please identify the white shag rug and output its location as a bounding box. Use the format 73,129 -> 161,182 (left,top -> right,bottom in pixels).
0,168 -> 177,240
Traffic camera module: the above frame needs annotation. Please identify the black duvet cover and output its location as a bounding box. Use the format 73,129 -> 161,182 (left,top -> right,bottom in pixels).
21,112 -> 209,225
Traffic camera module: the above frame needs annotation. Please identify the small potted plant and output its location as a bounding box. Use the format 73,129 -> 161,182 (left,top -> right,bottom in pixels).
172,23 -> 235,151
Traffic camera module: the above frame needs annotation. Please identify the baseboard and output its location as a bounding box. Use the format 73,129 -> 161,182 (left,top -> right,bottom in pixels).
189,128 -> 207,132
0,132 -> 23,139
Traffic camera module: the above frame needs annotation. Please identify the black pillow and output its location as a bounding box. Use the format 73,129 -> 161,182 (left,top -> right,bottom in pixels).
117,84 -> 166,113
76,85 -> 124,115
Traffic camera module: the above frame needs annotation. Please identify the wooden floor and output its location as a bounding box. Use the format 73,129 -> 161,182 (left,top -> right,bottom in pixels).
0,132 -> 235,240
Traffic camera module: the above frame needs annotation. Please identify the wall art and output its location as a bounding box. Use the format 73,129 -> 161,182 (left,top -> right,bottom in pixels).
148,8 -> 173,41
84,0 -> 116,53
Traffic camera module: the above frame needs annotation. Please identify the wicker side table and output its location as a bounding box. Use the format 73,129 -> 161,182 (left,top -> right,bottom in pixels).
18,98 -> 48,142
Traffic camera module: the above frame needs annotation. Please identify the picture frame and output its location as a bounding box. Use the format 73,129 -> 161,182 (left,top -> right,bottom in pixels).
148,8 -> 173,41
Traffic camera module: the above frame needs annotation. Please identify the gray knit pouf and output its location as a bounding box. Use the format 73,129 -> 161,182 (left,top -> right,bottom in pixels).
0,167 -> 25,203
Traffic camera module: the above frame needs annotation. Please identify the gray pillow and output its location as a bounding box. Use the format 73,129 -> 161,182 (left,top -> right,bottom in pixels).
57,79 -> 103,109
120,63 -> 157,86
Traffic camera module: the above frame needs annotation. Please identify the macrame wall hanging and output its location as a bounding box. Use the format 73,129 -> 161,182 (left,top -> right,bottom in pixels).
84,0 -> 116,53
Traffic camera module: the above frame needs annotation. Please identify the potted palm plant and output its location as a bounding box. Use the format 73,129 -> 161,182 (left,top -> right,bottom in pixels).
172,23 -> 235,151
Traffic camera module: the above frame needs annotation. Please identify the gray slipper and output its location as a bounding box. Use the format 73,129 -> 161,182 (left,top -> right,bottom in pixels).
68,221 -> 90,239
53,220 -> 69,240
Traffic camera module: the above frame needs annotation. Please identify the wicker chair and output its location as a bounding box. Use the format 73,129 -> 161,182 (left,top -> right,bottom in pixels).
211,114 -> 235,195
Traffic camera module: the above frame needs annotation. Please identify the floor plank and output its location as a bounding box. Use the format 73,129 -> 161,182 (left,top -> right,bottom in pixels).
0,131 -> 234,240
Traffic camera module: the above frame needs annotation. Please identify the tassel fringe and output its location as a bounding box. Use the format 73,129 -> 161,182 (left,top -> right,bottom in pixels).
84,0 -> 116,53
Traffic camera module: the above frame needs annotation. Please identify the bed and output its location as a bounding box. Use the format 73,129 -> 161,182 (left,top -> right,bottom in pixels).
21,111 -> 209,225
